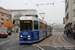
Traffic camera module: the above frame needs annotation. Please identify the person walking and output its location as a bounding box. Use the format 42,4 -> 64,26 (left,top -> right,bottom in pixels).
73,27 -> 75,39
70,27 -> 73,37
68,27 -> 71,38
66,27 -> 68,37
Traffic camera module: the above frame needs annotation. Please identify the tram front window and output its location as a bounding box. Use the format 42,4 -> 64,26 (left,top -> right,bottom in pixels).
20,20 -> 32,31
20,24 -> 32,31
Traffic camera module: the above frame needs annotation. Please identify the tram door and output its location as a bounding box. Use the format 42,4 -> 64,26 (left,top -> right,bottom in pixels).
31,21 -> 39,41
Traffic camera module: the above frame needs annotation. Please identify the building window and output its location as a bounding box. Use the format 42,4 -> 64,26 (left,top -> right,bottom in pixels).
5,15 -> 7,17
1,18 -> 4,20
1,22 -> 4,25
5,19 -> 7,21
7,16 -> 9,18
1,20 -> 4,24
1,14 -> 4,16
7,19 -> 9,21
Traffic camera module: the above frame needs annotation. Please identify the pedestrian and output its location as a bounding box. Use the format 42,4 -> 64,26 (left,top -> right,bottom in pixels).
73,27 -> 75,39
70,27 -> 73,37
68,27 -> 71,38
66,27 -> 68,37
64,29 -> 66,34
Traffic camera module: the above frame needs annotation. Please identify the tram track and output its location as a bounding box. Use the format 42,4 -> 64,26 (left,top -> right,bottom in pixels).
51,35 -> 61,47
58,35 -> 72,47
49,34 -> 74,50
57,35 -> 63,47
32,34 -> 75,50
50,34 -> 73,47
50,35 -> 56,46
61,35 -> 75,46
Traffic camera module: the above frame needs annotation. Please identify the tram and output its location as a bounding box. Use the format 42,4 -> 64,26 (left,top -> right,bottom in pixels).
19,16 -> 52,43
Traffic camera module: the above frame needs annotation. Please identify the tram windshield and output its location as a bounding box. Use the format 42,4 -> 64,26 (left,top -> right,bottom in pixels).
20,20 -> 32,31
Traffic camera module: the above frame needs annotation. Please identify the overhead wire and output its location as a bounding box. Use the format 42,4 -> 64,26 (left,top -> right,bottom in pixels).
29,0 -> 45,19
29,0 -> 55,20
2,0 -> 13,6
30,0 -> 35,5
29,0 -> 43,13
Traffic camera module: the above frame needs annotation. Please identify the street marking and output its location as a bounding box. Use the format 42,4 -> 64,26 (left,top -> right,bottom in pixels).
51,46 -> 63,47
34,46 -> 39,50
0,40 -> 10,45
0,38 -> 18,45
64,46 -> 75,50
53,46 -> 60,50
36,45 -> 44,50
6,45 -> 19,50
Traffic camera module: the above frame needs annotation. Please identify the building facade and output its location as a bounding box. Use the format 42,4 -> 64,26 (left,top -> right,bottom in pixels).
0,7 -> 11,26
65,0 -> 73,27
72,0 -> 75,27
9,9 -> 38,33
9,9 -> 38,27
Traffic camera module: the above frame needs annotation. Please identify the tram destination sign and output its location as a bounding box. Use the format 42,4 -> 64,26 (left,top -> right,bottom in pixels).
21,21 -> 30,23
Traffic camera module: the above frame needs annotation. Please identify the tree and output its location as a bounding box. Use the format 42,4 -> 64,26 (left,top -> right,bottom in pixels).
3,20 -> 13,29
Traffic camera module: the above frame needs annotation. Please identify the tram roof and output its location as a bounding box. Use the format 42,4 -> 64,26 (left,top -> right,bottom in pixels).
19,16 -> 38,21
19,16 -> 48,24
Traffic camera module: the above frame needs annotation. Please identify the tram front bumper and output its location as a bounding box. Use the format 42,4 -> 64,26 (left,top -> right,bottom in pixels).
19,39 -> 39,43
23,38 -> 27,41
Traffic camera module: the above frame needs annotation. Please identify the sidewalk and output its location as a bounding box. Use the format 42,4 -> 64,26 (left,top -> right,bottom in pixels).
62,34 -> 75,45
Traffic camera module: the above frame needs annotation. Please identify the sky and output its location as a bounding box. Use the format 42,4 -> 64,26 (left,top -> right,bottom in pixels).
0,0 -> 65,24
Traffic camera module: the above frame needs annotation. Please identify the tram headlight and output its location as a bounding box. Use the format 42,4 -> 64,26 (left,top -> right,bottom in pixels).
20,35 -> 23,37
28,35 -> 31,38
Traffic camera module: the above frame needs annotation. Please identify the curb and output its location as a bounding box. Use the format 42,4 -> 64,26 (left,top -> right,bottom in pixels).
61,35 -> 75,47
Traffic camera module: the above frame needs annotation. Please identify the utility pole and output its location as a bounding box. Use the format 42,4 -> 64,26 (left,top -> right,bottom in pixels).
39,13 -> 45,20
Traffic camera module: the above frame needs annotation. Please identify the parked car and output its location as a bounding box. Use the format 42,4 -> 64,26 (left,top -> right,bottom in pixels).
0,27 -> 8,38
8,31 -> 12,35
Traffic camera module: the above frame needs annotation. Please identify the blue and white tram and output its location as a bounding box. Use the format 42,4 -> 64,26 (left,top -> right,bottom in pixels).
19,16 -> 52,43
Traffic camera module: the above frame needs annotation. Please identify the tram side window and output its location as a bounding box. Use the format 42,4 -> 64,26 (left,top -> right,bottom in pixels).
34,21 -> 38,30
39,22 -> 42,30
